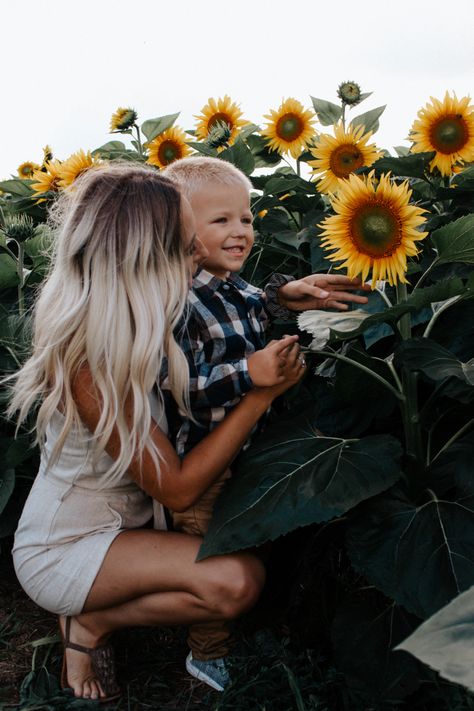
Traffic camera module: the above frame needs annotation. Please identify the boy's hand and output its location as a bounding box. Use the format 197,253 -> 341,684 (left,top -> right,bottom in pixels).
247,335 -> 300,387
277,274 -> 371,312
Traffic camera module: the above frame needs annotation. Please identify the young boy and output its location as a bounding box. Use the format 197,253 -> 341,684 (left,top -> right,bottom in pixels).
161,156 -> 369,691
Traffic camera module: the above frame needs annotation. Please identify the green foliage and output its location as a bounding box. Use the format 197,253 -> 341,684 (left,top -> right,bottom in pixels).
1,84 -> 474,706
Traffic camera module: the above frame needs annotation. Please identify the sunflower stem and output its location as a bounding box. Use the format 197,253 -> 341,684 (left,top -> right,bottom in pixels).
17,241 -> 25,316
134,125 -> 144,158
316,350 -> 405,401
396,282 -> 424,484
341,104 -> 346,131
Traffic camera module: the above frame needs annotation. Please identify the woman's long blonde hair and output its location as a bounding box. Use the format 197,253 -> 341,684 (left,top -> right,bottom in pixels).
8,162 -> 191,480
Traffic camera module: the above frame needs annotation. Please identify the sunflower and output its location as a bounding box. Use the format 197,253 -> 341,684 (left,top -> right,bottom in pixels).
309,123 -> 382,194
57,150 -> 99,188
17,161 -> 41,179
319,172 -> 428,288
194,95 -> 247,146
110,107 -> 138,132
410,92 -> 474,176
261,98 -> 316,159
337,81 -> 362,106
31,161 -> 63,198
146,127 -> 191,169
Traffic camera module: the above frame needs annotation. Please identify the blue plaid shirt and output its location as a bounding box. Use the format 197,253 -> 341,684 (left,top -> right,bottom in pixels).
162,268 -> 268,456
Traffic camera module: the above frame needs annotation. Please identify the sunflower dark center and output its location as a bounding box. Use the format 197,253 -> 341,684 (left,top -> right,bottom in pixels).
350,202 -> 401,257
329,144 -> 364,177
158,141 -> 181,165
276,113 -> 304,141
430,114 -> 469,154
208,112 -> 232,130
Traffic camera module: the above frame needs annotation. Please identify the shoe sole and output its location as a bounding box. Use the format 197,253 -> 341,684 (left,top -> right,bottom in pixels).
185,656 -> 225,692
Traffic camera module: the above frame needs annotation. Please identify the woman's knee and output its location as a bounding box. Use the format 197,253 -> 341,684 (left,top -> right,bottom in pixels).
207,554 -> 266,619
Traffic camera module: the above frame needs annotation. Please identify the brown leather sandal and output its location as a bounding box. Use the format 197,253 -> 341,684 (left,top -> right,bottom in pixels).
60,617 -> 121,703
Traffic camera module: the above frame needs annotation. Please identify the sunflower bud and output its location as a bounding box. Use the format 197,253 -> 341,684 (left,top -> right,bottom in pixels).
337,81 -> 362,106
110,107 -> 138,132
42,145 -> 53,165
206,121 -> 232,149
2,214 -> 36,243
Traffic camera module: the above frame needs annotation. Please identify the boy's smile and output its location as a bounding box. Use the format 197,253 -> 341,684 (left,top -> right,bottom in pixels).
189,182 -> 254,280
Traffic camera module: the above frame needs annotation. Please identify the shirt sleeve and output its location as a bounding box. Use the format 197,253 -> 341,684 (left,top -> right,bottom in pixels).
185,316 -> 254,411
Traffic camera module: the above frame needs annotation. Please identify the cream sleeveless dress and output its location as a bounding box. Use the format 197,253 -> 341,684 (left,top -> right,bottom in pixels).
12,394 -> 167,616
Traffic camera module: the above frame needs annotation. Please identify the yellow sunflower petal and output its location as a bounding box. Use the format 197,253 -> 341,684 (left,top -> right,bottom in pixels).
57,150 -> 100,188
261,97 -> 316,159
146,126 -> 192,169
194,95 -> 247,147
319,172 -> 428,288
309,123 -> 381,194
410,92 -> 474,176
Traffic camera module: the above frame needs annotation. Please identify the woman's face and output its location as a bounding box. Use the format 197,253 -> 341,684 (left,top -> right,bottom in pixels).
181,197 -> 208,284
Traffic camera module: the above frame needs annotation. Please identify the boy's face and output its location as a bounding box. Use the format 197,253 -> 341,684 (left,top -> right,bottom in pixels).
189,182 -> 254,279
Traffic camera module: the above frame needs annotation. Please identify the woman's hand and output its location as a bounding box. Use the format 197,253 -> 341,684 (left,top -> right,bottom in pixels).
247,334 -> 300,386
258,336 -> 306,399
277,274 -> 371,312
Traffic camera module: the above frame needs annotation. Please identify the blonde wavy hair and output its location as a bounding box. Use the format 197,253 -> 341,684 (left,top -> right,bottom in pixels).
8,162 -> 191,481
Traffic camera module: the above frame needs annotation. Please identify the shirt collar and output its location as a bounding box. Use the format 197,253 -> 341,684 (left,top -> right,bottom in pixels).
192,267 -> 252,294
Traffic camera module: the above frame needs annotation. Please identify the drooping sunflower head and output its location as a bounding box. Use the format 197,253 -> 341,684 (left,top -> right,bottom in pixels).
109,107 -> 138,132
194,95 -> 247,147
17,161 -> 41,179
57,150 -> 100,189
31,161 -> 63,198
319,172 -> 428,288
309,122 -> 382,194
146,127 -> 192,169
261,98 -> 316,159
337,81 -> 362,106
410,92 -> 474,176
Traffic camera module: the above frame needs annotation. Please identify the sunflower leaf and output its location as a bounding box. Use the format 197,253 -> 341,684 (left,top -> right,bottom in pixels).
431,214 -> 474,266
350,105 -> 386,134
395,585 -> 474,692
140,113 -> 180,142
310,97 -> 342,126
346,470 -> 474,618
452,166 -> 474,191
394,145 -> 411,157
0,179 -> 34,197
394,338 -> 474,386
197,422 -> 402,560
219,139 -> 255,176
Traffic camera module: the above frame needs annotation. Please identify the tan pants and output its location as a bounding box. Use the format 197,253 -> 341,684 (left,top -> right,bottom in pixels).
172,469 -> 233,661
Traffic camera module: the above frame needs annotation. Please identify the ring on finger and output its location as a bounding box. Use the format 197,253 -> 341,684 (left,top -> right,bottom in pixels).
299,355 -> 306,367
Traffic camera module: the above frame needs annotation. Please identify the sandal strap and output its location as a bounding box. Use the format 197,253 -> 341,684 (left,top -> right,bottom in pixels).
62,617 -> 120,697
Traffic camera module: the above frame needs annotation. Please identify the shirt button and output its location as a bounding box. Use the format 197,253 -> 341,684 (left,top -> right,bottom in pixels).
222,284 -> 230,290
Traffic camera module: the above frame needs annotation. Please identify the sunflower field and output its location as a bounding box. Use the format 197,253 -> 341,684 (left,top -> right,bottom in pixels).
1,84 -> 474,708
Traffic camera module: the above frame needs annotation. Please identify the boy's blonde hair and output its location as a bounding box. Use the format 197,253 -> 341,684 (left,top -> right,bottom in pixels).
162,156 -> 252,200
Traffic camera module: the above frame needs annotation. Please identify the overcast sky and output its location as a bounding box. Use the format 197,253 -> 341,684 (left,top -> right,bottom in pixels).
1,0 -> 473,179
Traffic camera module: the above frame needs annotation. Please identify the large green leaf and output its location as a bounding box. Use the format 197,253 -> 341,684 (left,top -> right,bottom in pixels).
140,113 -> 179,142
346,478 -> 474,618
332,598 -> 421,701
395,585 -> 474,691
452,166 -> 474,191
394,338 -> 474,386
0,254 -> 20,288
350,105 -> 386,134
0,179 -> 34,197
219,139 -> 256,176
326,278 -> 467,344
309,97 -> 342,126
198,422 -> 402,560
370,152 -> 435,179
431,214 -> 474,266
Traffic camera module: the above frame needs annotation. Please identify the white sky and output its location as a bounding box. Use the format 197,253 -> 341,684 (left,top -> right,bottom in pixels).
1,0 -> 473,179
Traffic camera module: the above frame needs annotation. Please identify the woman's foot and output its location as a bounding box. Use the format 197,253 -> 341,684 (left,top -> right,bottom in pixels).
59,615 -> 114,700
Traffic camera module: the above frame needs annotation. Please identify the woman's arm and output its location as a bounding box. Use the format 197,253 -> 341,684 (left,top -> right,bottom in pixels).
73,335 -> 303,512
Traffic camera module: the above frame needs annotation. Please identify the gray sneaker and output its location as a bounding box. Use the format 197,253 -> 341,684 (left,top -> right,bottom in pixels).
185,652 -> 230,692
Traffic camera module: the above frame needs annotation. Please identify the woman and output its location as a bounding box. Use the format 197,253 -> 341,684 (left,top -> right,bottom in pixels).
8,163 -> 304,701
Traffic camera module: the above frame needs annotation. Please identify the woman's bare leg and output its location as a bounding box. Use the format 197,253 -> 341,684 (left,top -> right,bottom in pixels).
61,529 -> 265,699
